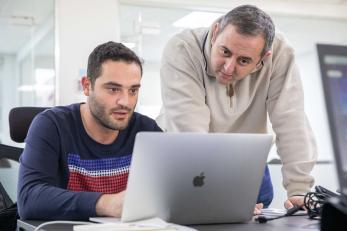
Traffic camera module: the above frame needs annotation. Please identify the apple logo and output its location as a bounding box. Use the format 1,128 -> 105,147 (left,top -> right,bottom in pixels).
193,172 -> 205,187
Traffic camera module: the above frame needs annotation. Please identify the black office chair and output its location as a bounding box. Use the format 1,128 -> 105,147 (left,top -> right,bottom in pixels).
0,107 -> 49,162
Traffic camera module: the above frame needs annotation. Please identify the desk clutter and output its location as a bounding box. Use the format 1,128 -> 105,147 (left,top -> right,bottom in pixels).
256,185 -> 341,224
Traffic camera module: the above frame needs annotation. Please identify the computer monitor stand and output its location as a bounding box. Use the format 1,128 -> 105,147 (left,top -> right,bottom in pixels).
321,196 -> 347,230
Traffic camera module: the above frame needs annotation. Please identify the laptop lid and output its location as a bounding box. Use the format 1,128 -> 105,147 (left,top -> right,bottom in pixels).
121,132 -> 273,225
318,44 -> 347,198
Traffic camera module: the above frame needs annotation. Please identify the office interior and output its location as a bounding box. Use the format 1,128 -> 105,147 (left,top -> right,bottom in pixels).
0,0 -> 347,210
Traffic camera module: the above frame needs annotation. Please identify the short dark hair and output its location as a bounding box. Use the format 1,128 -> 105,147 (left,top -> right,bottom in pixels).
218,5 -> 275,57
87,41 -> 143,85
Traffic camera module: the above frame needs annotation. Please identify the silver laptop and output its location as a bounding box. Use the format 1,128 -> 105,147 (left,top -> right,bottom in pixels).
121,132 -> 273,225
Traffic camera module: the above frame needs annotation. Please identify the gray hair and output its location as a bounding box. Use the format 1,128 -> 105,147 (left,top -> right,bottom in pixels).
218,5 -> 275,57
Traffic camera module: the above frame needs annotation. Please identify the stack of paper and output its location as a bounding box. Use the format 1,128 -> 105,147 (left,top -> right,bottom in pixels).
261,207 -> 307,218
74,217 -> 197,231
260,208 -> 286,218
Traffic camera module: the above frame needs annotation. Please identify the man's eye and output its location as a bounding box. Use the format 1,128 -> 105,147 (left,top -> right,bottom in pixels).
109,87 -> 121,92
238,58 -> 250,66
129,88 -> 139,95
219,48 -> 230,56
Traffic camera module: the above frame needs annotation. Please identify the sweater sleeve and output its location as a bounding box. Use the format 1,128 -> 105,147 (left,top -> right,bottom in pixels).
157,36 -> 211,132
17,114 -> 102,220
266,36 -> 317,197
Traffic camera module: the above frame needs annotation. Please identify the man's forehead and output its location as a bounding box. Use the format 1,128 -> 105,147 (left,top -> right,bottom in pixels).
217,25 -> 265,58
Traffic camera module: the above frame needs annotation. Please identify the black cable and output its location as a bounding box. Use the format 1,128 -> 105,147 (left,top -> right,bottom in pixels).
304,186 -> 339,219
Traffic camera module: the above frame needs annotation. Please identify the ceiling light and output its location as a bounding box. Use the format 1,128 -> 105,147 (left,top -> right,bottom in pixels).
10,15 -> 35,26
173,11 -> 223,29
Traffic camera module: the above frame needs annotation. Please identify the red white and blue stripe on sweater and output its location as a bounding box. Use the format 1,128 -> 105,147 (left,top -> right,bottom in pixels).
67,153 -> 131,194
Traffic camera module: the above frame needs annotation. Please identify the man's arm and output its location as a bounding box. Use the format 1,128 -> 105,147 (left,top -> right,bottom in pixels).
17,114 -> 102,220
266,36 -> 317,202
157,36 -> 210,132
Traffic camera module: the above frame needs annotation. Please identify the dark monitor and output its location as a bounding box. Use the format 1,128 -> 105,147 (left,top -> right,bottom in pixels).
317,44 -> 347,198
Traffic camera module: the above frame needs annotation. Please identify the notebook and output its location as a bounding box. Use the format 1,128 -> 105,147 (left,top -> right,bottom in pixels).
121,132 -> 273,225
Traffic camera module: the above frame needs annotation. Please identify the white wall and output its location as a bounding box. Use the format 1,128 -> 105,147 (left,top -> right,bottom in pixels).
136,61 -> 162,118
55,0 -> 121,105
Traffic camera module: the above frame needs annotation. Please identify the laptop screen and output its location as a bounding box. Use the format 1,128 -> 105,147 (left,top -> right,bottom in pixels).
317,44 -> 347,197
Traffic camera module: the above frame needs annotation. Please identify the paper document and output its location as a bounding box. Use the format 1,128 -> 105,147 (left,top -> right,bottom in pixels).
261,208 -> 307,218
74,217 -> 197,231
89,217 -> 121,223
261,208 -> 286,218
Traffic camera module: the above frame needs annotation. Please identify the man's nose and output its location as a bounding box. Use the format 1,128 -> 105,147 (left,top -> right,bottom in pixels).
117,91 -> 129,106
223,57 -> 236,74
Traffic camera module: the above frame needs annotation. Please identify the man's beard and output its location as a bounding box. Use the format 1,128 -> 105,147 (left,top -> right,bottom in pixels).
88,95 -> 134,131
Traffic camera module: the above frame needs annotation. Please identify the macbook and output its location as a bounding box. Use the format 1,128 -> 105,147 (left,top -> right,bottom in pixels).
121,132 -> 273,225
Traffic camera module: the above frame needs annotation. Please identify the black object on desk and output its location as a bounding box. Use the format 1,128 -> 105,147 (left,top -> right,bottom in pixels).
320,196 -> 347,231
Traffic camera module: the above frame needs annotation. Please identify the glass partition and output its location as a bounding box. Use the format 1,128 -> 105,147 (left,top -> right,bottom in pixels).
0,0 -> 55,145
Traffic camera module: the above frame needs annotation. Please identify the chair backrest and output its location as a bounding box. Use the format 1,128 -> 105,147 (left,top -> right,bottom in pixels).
9,107 -> 49,143
0,107 -> 49,162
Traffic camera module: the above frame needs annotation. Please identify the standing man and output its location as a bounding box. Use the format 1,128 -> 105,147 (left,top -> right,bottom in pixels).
18,42 -> 162,220
157,5 -> 317,209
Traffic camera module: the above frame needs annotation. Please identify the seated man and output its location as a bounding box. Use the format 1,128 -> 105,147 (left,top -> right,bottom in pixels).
17,42 -> 162,220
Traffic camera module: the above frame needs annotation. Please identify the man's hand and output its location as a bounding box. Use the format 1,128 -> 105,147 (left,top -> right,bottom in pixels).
284,195 -> 305,209
95,191 -> 125,217
254,203 -> 263,215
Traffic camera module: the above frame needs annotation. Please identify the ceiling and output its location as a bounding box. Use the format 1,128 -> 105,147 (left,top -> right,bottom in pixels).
1,0 -> 347,61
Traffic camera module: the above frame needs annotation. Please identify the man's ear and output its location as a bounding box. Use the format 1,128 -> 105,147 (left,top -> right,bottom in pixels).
262,50 -> 272,61
211,23 -> 220,44
81,76 -> 91,96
